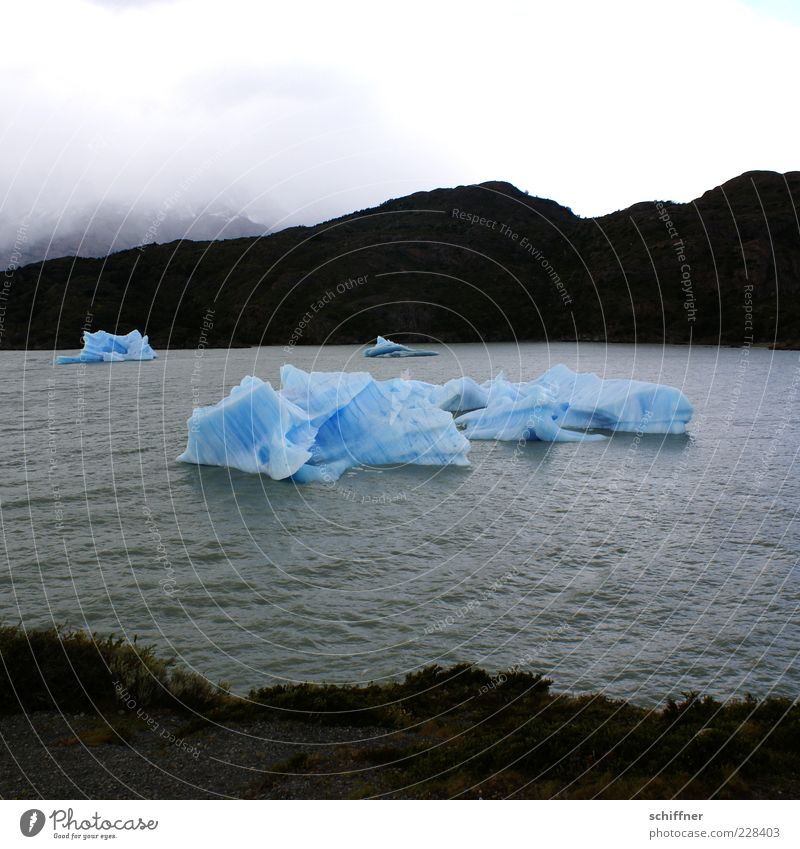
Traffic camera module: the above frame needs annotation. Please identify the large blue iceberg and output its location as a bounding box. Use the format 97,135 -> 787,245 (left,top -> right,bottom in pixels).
177,376 -> 316,479
177,364 -> 693,482
178,366 -> 470,482
364,336 -> 438,358
55,330 -> 158,365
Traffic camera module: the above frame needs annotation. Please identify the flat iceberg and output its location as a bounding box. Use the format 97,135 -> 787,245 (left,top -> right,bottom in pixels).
364,335 -> 438,358
455,365 -> 693,441
177,363 -> 692,482
55,330 -> 158,364
532,364 -> 693,435
178,367 -> 470,482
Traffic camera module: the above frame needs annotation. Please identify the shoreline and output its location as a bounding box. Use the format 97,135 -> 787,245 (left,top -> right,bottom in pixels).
1,625 -> 797,800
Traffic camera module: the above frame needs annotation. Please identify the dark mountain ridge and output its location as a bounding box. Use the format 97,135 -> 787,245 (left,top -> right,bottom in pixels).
4,169 -> 799,350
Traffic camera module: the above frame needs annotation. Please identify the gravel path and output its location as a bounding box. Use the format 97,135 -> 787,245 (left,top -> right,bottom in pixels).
0,710 -> 413,799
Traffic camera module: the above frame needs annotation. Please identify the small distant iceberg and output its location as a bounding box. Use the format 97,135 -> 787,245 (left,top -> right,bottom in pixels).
55,330 -> 158,365
364,335 -> 438,358
177,364 -> 692,483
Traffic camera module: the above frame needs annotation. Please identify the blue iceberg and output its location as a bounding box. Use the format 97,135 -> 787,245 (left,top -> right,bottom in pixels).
364,335 -> 438,358
455,365 -> 693,442
532,365 -> 693,435
379,375 -> 439,410
289,375 -> 470,484
178,366 -> 470,482
56,329 -> 158,365
177,364 -> 692,482
280,365 -> 373,428
177,376 -> 316,479
429,376 -> 489,413
455,383 -> 604,443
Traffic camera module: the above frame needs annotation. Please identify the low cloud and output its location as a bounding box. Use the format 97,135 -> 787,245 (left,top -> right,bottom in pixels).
1,0 -> 798,264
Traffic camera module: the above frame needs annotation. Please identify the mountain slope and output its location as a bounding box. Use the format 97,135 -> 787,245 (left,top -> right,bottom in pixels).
4,170 -> 800,350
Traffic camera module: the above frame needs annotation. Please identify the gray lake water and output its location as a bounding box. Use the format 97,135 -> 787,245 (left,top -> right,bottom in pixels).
1,342 -> 798,703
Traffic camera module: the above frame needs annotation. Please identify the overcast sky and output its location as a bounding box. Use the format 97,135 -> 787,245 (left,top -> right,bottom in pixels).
1,0 -> 798,229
